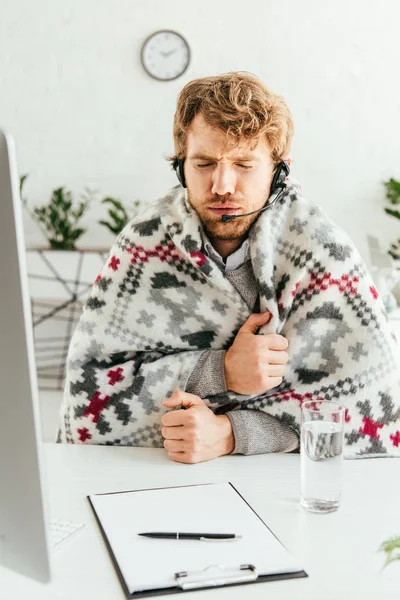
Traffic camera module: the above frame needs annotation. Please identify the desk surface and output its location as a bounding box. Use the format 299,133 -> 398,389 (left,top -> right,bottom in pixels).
0,443 -> 398,600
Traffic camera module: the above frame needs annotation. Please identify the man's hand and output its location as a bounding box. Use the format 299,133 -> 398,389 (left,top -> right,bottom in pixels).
161,391 -> 235,464
224,311 -> 289,395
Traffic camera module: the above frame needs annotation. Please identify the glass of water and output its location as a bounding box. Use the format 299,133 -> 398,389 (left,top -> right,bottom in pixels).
300,400 -> 344,513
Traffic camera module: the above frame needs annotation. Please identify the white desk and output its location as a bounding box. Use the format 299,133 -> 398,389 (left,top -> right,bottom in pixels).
0,444 -> 398,600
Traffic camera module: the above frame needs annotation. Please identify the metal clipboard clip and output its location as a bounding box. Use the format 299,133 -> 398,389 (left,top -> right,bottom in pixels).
175,564 -> 258,590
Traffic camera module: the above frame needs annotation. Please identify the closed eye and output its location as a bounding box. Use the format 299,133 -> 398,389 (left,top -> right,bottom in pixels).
196,163 -> 253,170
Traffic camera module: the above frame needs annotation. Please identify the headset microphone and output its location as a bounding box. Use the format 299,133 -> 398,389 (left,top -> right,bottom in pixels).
220,183 -> 285,222
220,160 -> 290,222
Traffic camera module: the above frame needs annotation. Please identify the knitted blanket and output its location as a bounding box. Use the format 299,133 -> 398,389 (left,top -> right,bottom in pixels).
58,178 -> 400,458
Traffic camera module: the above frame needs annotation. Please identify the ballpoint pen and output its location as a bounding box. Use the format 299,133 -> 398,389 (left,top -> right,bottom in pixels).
138,532 -> 241,541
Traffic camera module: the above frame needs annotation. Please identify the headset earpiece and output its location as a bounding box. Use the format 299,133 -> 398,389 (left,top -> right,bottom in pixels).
173,158 -> 187,188
270,160 -> 290,195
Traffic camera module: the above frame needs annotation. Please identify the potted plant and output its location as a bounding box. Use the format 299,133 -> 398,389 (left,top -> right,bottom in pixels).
20,175 -> 92,250
20,174 -> 107,301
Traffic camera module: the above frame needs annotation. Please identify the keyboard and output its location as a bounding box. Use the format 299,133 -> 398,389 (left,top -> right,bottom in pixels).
49,519 -> 84,549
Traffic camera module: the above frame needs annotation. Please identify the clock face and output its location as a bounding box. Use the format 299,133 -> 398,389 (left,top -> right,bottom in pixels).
141,30 -> 190,81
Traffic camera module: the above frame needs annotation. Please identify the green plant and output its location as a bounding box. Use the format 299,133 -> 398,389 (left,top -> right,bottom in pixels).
384,178 -> 400,220
20,175 -> 92,250
99,197 -> 140,235
383,178 -> 400,260
384,177 -> 400,205
20,174 -> 28,201
378,535 -> 400,568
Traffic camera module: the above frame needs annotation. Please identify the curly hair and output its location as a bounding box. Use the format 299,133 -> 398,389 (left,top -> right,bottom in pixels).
167,71 -> 294,168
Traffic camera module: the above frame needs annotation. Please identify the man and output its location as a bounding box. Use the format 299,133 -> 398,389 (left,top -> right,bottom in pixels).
58,72 -> 400,462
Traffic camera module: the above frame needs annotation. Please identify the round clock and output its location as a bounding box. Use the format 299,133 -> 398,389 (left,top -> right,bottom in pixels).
140,30 -> 190,81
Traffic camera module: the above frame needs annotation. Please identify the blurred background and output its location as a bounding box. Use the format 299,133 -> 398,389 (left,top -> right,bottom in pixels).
1,0 -> 399,436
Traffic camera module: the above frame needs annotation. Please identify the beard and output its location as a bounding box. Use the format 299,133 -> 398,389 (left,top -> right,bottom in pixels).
187,188 -> 270,241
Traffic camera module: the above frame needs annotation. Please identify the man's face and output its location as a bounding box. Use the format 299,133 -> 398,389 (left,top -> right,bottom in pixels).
184,112 -> 275,245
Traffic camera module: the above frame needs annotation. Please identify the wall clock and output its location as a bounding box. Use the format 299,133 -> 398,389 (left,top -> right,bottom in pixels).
141,30 -> 190,81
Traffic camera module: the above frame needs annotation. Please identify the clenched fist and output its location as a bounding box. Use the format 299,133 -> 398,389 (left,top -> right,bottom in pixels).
224,311 -> 289,395
162,391 -> 234,463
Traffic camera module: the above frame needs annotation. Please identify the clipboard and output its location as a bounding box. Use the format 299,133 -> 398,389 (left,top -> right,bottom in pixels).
88,482 -> 307,598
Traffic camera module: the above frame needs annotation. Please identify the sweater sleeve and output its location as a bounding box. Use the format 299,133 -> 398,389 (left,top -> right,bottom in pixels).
226,409 -> 299,455
185,349 -> 227,396
185,349 -> 299,455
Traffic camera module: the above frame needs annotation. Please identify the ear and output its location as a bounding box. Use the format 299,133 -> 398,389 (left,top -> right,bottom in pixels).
285,156 -> 292,167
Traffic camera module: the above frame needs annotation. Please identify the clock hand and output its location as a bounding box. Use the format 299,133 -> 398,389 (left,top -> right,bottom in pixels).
163,48 -> 178,57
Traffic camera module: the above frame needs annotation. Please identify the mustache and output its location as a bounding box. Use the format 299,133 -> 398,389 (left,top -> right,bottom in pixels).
208,200 -> 244,208
208,196 -> 243,203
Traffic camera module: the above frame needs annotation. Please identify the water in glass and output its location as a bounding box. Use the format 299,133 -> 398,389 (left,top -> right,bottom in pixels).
300,419 -> 343,513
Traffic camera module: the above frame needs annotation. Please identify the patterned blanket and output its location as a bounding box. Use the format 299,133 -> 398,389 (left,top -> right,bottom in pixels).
58,178 -> 400,458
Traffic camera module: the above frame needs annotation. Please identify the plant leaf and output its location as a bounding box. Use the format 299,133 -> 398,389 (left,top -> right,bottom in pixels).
378,536 -> 400,568
98,220 -> 120,234
384,208 -> 400,220
383,178 -> 400,205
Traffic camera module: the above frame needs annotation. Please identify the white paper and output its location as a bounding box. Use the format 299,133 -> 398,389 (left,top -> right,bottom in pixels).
89,482 -> 303,594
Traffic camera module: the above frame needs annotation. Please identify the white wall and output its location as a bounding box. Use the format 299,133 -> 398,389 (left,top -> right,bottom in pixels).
1,0 -> 400,263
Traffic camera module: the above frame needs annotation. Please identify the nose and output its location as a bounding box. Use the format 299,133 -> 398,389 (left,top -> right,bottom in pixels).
211,164 -> 236,196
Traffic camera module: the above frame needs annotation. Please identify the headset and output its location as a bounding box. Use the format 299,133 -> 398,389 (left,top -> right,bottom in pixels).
173,157 -> 187,189
172,157 -> 290,222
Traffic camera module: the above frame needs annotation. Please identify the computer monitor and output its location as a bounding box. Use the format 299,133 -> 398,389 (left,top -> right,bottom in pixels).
0,129 -> 51,582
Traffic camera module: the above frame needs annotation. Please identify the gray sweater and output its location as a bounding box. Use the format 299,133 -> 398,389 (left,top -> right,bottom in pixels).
185,256 -> 299,456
